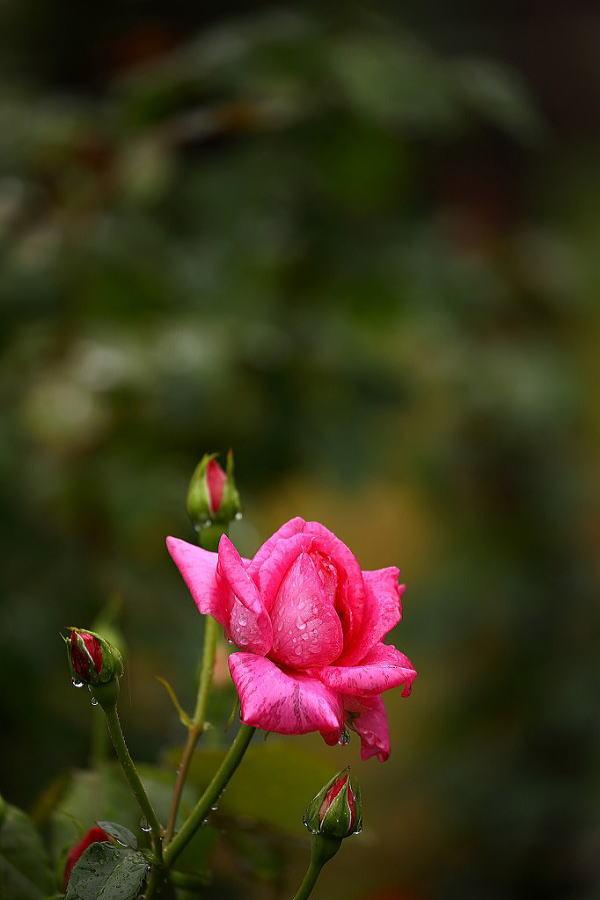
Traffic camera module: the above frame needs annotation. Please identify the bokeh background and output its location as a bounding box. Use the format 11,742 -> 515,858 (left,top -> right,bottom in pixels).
1,1 -> 600,898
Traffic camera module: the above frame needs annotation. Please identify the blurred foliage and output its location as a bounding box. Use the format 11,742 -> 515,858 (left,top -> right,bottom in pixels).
0,3 -> 599,899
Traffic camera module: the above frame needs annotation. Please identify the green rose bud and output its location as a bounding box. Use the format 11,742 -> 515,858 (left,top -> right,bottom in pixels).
303,767 -> 362,841
66,628 -> 124,687
186,451 -> 242,536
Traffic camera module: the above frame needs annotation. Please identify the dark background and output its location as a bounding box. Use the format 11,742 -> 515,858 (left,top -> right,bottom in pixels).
1,2 -> 600,898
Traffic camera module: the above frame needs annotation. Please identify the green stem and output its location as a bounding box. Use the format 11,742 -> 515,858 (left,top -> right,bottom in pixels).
164,724 -> 255,868
144,863 -> 162,900
165,526 -> 221,845
293,860 -> 324,900
193,615 -> 218,727
97,689 -> 163,862
293,835 -> 342,900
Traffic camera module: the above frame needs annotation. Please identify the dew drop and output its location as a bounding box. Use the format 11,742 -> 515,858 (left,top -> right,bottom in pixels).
71,679 -> 84,688
227,638 -> 235,645
338,728 -> 351,746
211,804 -> 218,811
140,817 -> 151,832
90,697 -> 99,707
235,512 -> 243,520
294,646 -> 302,655
297,621 -> 307,630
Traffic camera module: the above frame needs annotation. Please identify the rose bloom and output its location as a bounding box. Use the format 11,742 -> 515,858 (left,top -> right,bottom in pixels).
167,518 -> 416,761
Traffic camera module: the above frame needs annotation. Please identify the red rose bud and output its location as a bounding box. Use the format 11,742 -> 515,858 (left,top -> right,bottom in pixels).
303,768 -> 362,840
186,450 -> 242,531
63,826 -> 111,889
66,628 -> 124,686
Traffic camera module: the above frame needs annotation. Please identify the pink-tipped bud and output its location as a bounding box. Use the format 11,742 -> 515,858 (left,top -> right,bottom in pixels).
304,767 -> 362,840
66,628 -> 123,686
186,450 -> 241,530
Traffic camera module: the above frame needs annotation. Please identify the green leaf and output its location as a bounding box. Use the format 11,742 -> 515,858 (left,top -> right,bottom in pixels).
52,763 -> 198,846
156,677 -> 193,728
0,799 -> 54,899
64,843 -> 148,900
96,822 -> 137,850
165,741 -> 332,834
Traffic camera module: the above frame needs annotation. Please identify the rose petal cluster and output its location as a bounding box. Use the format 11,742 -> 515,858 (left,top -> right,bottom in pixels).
167,517 -> 416,761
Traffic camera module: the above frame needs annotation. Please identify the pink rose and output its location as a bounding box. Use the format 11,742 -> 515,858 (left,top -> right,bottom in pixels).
167,518 -> 416,761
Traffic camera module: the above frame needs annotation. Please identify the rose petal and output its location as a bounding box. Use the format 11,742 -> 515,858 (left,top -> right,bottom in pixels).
319,643 -> 417,697
166,537 -> 230,628
228,598 -> 272,655
229,652 -> 344,737
269,553 -> 343,669
253,522 -> 366,651
206,458 -> 226,514
247,517 -> 306,583
347,695 -> 391,762
218,535 -> 272,654
340,567 -> 404,665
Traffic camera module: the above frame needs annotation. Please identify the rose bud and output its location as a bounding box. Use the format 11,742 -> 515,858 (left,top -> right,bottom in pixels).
63,825 -> 111,889
66,628 -> 124,687
186,450 -> 241,536
303,768 -> 362,841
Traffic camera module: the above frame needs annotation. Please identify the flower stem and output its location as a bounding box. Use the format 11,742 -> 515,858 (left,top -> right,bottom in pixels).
98,692 -> 163,862
293,860 -> 323,900
144,863 -> 162,900
293,835 -> 342,900
165,527 -> 221,845
164,590 -> 219,845
164,723 -> 255,868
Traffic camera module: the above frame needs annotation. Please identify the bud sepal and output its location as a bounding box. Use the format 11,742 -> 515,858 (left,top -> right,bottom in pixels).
303,767 -> 362,841
66,628 -> 124,688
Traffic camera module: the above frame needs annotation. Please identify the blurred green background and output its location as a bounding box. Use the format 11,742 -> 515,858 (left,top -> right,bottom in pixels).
1,1 -> 600,898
